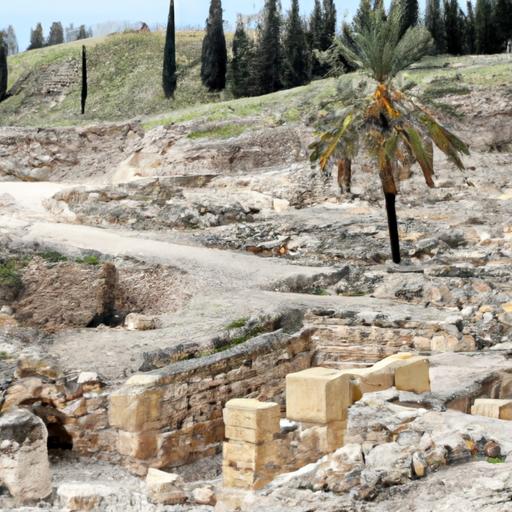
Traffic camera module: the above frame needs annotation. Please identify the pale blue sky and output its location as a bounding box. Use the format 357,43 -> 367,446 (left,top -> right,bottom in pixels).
4,0 -> 363,51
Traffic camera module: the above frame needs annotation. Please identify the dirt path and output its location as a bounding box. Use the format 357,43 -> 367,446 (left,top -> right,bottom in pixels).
1,182 -> 454,379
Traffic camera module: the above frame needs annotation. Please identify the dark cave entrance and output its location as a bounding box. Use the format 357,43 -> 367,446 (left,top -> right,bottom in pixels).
20,401 -> 74,451
86,310 -> 125,328
46,421 -> 74,450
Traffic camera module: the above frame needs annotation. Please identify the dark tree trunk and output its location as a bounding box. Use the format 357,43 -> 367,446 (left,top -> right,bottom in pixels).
337,159 -> 352,194
0,41 -> 7,102
163,0 -> 177,98
81,46 -> 88,115
384,192 -> 401,264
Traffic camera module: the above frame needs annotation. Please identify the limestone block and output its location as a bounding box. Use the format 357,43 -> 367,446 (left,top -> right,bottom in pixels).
300,420 -> 346,453
223,399 -> 280,433
471,399 -> 512,420
192,486 -> 216,505
222,464 -> 274,490
0,409 -> 52,503
286,368 -> 351,424
109,386 -> 162,432
432,335 -> 476,352
2,377 -> 62,412
273,198 -> 290,212
225,425 -> 275,444
77,372 -> 99,385
338,368 -> 394,403
57,483 -> 117,511
413,336 -> 432,352
395,356 -> 431,394
117,430 -> 158,459
371,353 -> 415,373
146,468 -> 186,505
125,313 -> 158,331
223,440 -> 278,471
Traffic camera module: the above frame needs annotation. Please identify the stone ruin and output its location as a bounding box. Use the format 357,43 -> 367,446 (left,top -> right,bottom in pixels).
221,353 -> 430,492
2,324 -> 512,509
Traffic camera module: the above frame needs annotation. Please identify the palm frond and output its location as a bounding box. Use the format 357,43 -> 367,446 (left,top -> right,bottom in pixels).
335,7 -> 432,82
416,113 -> 469,170
390,27 -> 433,78
401,126 -> 435,187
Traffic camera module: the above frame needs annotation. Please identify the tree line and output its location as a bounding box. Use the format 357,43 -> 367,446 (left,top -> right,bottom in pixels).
163,0 -> 512,100
27,22 -> 92,51
426,0 -> 512,54
163,0 -> 339,99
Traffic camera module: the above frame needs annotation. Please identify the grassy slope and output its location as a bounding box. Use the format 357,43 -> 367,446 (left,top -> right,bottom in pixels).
1,32 -> 510,129
1,31 -> 229,127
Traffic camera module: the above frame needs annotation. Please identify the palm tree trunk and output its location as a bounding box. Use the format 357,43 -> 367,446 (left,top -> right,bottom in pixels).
337,159 -> 352,194
384,192 -> 401,264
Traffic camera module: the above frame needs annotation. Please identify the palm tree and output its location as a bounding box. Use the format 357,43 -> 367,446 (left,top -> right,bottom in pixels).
310,6 -> 469,264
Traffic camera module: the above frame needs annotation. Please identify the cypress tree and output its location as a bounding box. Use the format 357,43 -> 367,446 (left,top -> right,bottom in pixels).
395,0 -> 419,38
282,0 -> 311,89
77,25 -> 89,40
231,20 -> 255,98
48,22 -> 64,46
163,0 -> 177,99
81,45 -> 88,115
28,23 -> 44,50
201,0 -> 228,91
0,35 -> 7,102
425,0 -> 446,53
5,26 -> 18,56
254,0 -> 282,95
466,1 -> 476,53
354,0 -> 373,32
475,0 -> 494,52
321,0 -> 337,50
444,0 -> 465,54
494,0 -> 512,51
309,0 -> 324,76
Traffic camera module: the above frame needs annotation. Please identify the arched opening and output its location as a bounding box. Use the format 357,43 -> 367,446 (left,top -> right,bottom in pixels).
34,403 -> 73,451
19,401 -> 73,451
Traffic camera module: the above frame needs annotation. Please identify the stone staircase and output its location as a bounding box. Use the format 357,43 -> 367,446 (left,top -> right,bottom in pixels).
40,59 -> 80,95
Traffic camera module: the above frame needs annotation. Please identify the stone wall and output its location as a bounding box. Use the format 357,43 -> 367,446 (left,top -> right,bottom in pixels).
308,311 -> 463,368
1,305 -> 467,476
109,328 -> 313,474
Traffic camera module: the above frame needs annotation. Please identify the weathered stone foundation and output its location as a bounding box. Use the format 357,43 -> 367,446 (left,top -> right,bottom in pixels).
109,328 -> 313,474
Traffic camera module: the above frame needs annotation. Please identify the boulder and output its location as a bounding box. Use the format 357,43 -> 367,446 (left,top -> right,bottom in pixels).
146,468 -> 187,505
0,409 -> 52,503
57,482 -> 118,511
125,313 -> 158,331
191,485 -> 216,506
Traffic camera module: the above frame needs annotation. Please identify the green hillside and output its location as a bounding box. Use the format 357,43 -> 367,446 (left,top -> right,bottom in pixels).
0,29 -> 510,128
1,31 -> 229,126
